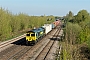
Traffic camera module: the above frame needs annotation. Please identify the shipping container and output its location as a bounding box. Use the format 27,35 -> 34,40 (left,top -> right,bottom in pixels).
42,24 -> 52,34
51,23 -> 55,29
53,20 -> 60,27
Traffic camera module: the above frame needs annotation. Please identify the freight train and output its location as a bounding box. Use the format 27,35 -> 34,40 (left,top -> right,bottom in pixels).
26,20 -> 61,45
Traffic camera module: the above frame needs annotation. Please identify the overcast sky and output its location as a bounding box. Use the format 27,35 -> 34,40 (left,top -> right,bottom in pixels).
0,0 -> 90,16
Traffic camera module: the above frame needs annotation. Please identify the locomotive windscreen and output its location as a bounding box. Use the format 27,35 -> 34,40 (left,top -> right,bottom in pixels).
31,34 -> 35,36
26,34 -> 30,36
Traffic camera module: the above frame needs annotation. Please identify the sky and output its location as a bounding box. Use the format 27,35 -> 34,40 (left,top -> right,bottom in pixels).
0,0 -> 90,16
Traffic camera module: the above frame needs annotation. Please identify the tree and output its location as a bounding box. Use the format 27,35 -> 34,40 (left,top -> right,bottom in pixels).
64,11 -> 74,23
75,10 -> 89,23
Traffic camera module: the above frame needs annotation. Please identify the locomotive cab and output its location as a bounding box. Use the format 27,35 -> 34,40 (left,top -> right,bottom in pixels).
26,27 -> 45,45
26,31 -> 37,45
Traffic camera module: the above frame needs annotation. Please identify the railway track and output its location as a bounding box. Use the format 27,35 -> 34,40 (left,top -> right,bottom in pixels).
8,46 -> 32,60
0,25 -> 63,60
35,26 -> 61,60
19,28 -> 57,60
0,37 -> 27,60
0,27 -> 56,60
8,29 -> 56,60
0,34 -> 25,52
19,25 -> 62,60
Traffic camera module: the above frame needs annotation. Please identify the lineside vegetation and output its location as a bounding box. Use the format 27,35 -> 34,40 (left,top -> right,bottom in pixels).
0,7 -> 55,41
59,10 -> 90,60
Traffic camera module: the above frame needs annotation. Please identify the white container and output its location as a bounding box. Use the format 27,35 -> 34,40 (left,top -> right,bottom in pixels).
42,24 -> 52,34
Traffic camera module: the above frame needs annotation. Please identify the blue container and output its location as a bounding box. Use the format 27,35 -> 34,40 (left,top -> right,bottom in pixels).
51,23 -> 55,29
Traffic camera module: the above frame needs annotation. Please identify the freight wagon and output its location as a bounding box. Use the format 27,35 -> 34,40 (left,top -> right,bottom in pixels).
53,20 -> 60,27
42,24 -> 52,34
